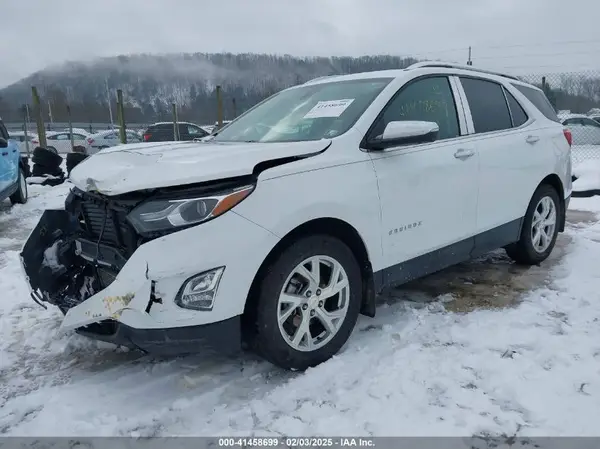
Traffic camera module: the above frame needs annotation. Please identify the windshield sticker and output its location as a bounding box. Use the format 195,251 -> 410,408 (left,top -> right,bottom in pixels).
303,99 -> 355,119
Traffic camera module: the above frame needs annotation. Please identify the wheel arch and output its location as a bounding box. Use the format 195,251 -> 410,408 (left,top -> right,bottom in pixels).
243,217 -> 377,335
18,156 -> 30,178
537,174 -> 566,232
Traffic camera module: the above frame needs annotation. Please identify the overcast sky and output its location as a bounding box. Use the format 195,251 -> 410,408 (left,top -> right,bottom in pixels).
2,0 -> 600,87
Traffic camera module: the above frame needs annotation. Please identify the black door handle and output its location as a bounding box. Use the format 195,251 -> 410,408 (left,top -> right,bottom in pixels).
1,152 -> 8,156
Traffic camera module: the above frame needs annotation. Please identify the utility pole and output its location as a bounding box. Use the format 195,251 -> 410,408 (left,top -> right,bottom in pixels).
216,85 -> 223,129
467,47 -> 473,66
232,97 -> 237,119
172,103 -> 180,140
47,100 -> 54,126
31,86 -> 47,148
22,105 -> 30,157
105,78 -> 114,129
116,89 -> 127,144
25,104 -> 31,134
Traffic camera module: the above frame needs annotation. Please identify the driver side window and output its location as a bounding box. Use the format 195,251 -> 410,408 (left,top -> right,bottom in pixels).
369,76 -> 460,141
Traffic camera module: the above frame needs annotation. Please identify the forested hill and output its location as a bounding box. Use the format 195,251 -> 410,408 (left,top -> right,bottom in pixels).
0,53 -> 419,123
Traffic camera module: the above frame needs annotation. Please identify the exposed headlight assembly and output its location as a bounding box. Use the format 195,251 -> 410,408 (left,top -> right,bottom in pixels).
127,185 -> 254,233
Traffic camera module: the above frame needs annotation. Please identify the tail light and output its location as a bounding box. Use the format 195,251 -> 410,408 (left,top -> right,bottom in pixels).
87,138 -> 94,145
563,128 -> 572,147
32,139 -> 38,145
143,133 -> 151,141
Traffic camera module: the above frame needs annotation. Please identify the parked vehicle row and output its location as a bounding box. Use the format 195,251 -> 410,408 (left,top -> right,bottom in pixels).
21,61 -> 571,371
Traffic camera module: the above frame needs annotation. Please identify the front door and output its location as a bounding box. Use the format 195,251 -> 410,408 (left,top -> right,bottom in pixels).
366,76 -> 478,283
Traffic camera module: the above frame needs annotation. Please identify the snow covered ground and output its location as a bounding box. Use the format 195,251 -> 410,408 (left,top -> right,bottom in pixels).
1,183 -> 600,437
573,158 -> 600,193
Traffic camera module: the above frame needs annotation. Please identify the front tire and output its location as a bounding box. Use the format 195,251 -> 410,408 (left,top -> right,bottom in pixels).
252,235 -> 362,370
9,168 -> 28,205
505,184 -> 561,265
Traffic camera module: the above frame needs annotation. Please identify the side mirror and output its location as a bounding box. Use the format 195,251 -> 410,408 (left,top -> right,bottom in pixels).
0,137 -> 8,148
367,120 -> 439,151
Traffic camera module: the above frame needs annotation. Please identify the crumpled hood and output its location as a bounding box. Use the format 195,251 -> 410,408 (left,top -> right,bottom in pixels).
69,139 -> 330,195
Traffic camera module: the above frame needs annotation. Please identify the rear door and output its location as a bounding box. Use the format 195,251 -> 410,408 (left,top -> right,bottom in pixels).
148,124 -> 173,141
458,76 -> 546,244
72,133 -> 88,148
48,133 -> 70,153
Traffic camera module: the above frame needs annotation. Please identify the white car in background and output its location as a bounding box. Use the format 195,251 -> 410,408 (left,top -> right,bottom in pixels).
560,113 -> 600,146
32,131 -> 90,154
62,127 -> 91,137
559,113 -> 600,169
85,129 -> 142,154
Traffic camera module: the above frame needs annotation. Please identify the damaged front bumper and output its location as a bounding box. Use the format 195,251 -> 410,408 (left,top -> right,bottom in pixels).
18,207 -> 272,356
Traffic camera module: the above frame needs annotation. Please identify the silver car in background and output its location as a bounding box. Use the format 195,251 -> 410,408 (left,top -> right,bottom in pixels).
560,113 -> 600,145
86,129 -> 142,154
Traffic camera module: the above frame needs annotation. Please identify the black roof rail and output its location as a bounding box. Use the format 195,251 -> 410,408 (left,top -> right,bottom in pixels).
407,61 -> 521,81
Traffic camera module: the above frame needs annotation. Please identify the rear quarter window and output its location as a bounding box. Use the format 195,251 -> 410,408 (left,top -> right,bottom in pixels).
512,84 -> 560,123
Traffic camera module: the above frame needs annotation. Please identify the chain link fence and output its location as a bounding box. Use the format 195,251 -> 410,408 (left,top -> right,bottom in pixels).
4,69 -> 600,164
520,71 -> 600,166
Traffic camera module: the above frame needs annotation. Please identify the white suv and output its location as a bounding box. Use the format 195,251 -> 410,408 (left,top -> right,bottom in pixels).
21,62 -> 572,370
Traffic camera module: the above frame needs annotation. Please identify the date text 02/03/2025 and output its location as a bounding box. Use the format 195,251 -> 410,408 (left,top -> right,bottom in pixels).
217,437 -> 376,447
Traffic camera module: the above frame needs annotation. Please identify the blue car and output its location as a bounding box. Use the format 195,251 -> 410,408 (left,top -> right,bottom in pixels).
0,119 -> 28,205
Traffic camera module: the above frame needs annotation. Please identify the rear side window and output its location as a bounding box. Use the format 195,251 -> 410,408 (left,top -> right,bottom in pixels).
460,77 -> 512,133
512,84 -> 560,123
504,90 -> 528,127
581,117 -> 600,128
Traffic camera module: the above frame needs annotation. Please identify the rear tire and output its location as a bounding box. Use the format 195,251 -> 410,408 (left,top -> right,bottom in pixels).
32,147 -> 62,167
9,168 -> 28,205
32,164 -> 64,177
66,152 -> 88,175
505,184 -> 561,265
251,235 -> 362,371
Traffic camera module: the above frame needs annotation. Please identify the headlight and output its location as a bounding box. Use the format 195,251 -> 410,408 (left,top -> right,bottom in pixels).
127,184 -> 254,233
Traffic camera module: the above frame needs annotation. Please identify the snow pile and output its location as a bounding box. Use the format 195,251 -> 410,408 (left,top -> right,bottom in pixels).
573,159 -> 600,193
1,185 -> 600,437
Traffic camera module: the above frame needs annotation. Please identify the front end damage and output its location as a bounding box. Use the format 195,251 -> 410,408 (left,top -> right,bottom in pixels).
19,187 -> 241,355
20,188 -> 142,340
20,208 -> 101,314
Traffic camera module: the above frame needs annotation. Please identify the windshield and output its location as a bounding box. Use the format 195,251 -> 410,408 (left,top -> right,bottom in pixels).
213,78 -> 393,143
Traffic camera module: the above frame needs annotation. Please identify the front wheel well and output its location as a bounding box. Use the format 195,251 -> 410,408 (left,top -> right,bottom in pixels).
538,174 -> 565,232
242,218 -> 376,337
